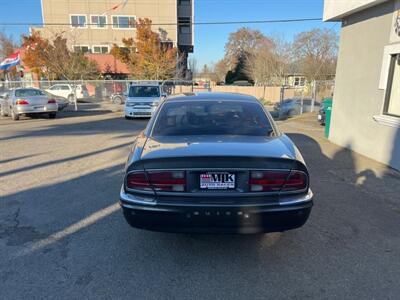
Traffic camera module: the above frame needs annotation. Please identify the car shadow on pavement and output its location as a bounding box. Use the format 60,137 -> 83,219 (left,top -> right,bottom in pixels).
0,142 -> 133,178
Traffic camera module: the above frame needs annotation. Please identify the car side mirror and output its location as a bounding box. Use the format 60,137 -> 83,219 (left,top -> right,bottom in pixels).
161,93 -> 167,99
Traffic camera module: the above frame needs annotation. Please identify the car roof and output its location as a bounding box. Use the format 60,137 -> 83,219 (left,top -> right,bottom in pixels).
130,81 -> 160,87
166,92 -> 258,103
14,87 -> 42,91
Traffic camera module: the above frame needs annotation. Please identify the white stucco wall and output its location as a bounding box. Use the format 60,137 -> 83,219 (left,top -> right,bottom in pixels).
324,0 -> 389,21
329,0 -> 400,170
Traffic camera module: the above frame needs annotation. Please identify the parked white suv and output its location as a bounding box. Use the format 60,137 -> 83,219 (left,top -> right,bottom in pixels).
124,82 -> 165,119
46,84 -> 89,102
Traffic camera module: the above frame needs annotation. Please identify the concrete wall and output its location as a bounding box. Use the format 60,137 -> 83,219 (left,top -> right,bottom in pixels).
324,0 -> 389,21
329,0 -> 400,170
35,0 -> 178,51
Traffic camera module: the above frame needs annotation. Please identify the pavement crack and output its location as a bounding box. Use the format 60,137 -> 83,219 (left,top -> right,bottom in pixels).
0,208 -> 46,247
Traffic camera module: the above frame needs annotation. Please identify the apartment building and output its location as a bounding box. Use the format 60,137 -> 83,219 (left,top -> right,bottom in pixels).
33,0 -> 194,63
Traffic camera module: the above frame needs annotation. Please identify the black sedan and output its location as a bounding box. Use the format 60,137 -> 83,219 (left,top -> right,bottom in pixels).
120,93 -> 313,234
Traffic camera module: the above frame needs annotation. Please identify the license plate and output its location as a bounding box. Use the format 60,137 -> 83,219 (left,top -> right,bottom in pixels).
200,172 -> 235,190
34,106 -> 44,110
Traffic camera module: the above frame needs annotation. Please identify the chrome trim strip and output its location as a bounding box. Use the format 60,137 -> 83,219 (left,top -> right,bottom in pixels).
280,189 -> 313,205
120,186 -> 157,205
120,186 -> 313,207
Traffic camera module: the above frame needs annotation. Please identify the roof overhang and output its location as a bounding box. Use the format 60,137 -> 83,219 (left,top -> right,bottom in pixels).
323,0 -> 390,21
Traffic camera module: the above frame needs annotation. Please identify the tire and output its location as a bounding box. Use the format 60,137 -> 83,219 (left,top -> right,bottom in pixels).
11,110 -> 19,121
113,96 -> 123,105
49,112 -> 57,119
125,116 -> 133,120
288,110 -> 297,117
67,95 -> 75,103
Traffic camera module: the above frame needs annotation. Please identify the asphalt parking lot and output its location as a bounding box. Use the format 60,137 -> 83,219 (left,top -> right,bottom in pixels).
1,104 -> 400,299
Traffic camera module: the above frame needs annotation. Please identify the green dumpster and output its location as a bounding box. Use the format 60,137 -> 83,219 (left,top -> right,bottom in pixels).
324,98 -> 333,138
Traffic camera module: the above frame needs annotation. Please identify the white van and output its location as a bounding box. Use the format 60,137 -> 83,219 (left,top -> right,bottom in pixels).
124,82 -> 165,119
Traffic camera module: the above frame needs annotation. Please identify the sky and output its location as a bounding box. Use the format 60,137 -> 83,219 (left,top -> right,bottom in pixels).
0,0 -> 338,67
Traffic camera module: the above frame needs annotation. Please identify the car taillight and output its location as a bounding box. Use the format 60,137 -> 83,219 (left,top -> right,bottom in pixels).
282,171 -> 308,191
16,99 -> 29,105
126,171 -> 186,192
48,99 -> 56,104
249,171 -> 289,192
249,170 -> 307,192
126,172 -> 152,191
148,171 -> 186,192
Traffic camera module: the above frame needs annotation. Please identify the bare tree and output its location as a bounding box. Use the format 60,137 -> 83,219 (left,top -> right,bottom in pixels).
199,64 -> 211,80
244,35 -> 290,98
292,28 -> 338,81
224,28 -> 274,83
188,57 -> 198,79
212,59 -> 229,83
0,31 -> 15,59
224,28 -> 272,69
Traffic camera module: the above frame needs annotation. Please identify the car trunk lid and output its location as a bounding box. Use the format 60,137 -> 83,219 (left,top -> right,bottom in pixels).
23,95 -> 49,106
141,135 -> 296,161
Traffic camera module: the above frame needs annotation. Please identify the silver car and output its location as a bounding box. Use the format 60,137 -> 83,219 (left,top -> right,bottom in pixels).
0,88 -> 58,121
120,93 -> 313,234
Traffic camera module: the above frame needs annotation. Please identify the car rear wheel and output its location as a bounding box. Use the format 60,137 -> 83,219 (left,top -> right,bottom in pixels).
48,112 -> 57,119
113,96 -> 123,105
11,110 -> 19,121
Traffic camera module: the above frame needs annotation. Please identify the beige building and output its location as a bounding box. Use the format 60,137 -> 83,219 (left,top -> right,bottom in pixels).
33,0 -> 194,57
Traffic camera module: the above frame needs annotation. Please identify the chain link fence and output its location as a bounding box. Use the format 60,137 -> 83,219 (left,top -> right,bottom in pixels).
0,79 -> 211,101
0,79 -> 334,118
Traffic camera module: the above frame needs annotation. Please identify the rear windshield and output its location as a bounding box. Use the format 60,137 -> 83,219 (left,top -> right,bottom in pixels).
129,86 -> 160,98
152,101 -> 274,136
15,89 -> 45,97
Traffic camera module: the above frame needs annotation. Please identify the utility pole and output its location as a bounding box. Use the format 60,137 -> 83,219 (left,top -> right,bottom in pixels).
311,80 -> 317,112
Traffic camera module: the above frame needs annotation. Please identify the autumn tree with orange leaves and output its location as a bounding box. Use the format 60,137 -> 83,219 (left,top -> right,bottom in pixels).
111,18 -> 180,80
22,31 -> 99,80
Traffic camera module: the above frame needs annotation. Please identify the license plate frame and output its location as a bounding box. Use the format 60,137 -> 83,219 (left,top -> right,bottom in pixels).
200,172 -> 236,190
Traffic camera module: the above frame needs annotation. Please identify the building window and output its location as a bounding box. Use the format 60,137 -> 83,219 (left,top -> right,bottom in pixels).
384,54 -> 400,117
73,46 -> 90,53
92,45 -> 109,54
178,17 -> 191,34
294,76 -> 306,87
70,15 -> 87,28
91,15 -> 107,28
112,16 -> 136,29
